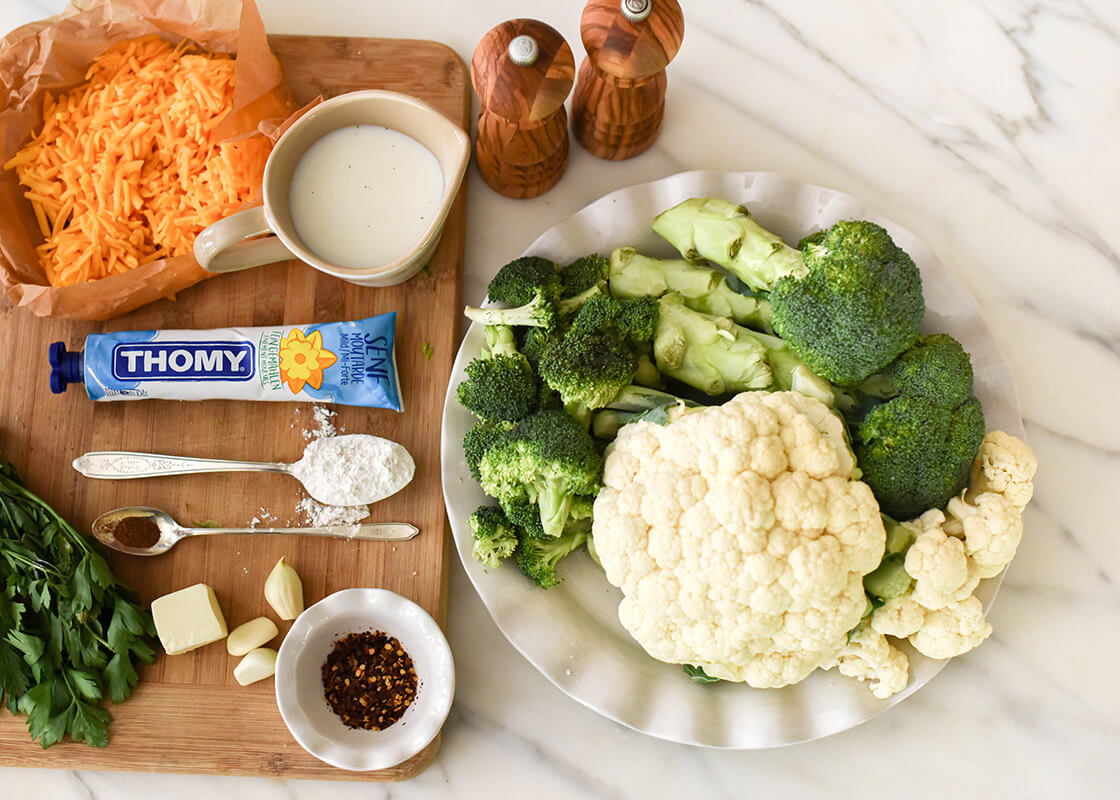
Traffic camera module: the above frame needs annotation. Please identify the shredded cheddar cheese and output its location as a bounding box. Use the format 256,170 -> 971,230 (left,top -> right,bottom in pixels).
3,36 -> 271,287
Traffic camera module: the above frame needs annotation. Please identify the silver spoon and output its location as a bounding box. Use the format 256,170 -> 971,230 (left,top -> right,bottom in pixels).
73,434 -> 415,506
91,506 -> 419,556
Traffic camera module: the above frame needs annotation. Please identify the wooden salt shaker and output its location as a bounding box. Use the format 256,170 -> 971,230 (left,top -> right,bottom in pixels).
572,0 -> 685,160
472,19 -> 575,198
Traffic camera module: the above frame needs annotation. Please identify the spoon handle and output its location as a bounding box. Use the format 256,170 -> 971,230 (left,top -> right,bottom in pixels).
73,451 -> 290,478
187,523 -> 420,541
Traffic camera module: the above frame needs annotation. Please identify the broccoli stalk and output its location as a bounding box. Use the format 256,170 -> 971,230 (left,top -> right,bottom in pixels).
464,291 -> 558,330
651,198 -> 806,292
468,506 -> 519,569
590,385 -> 698,439
651,200 -> 925,385
485,324 -> 518,356
863,516 -> 917,604
609,247 -> 774,332
514,525 -> 589,589
463,255 -> 563,330
632,351 -> 663,388
653,293 -> 773,395
746,328 -> 837,407
464,282 -> 603,330
478,410 -> 603,538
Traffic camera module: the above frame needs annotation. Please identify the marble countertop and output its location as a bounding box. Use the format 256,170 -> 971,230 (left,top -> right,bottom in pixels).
2,0 -> 1118,796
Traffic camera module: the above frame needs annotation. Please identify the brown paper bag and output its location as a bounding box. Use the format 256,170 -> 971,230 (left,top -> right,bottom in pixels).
0,0 -> 293,320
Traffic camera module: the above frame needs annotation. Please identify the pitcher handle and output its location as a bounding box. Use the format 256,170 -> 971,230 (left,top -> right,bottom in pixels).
193,206 -> 296,273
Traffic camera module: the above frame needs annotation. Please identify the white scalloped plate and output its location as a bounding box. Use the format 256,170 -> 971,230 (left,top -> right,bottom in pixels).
440,171 -> 1024,748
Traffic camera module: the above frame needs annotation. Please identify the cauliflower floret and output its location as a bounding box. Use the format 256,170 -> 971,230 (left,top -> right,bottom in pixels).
870,594 -> 926,638
594,392 -> 885,689
946,492 -> 1023,578
903,524 -> 981,610
967,431 -> 1037,511
825,622 -> 909,699
909,595 -> 992,659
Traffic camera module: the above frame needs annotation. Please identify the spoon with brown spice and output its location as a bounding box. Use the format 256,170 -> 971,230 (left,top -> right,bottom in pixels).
91,506 -> 419,556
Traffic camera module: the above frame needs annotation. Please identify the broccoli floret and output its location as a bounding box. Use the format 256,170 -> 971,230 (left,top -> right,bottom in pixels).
652,293 -> 772,395
486,256 -> 560,306
538,329 -> 638,423
464,256 -> 563,329
860,333 -> 975,408
496,495 -> 545,539
570,294 -> 659,346
850,333 -> 985,516
464,273 -> 602,331
651,199 -> 806,291
463,419 -> 511,480
559,254 -> 609,297
854,394 -> 985,519
609,247 -> 773,332
519,326 -> 558,370
797,230 -> 827,249
468,506 -> 519,568
771,221 -> 924,384
456,353 -> 538,423
478,409 -> 603,538
514,525 -> 589,589
564,294 -> 661,395
651,200 -> 924,385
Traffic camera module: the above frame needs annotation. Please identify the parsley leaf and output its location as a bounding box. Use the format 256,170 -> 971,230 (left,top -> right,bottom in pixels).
0,450 -> 155,748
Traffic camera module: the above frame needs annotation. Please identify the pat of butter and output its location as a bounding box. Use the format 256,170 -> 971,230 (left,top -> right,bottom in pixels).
151,583 -> 229,655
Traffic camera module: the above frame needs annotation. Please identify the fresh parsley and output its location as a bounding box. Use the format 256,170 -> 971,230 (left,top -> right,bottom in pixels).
0,452 -> 155,748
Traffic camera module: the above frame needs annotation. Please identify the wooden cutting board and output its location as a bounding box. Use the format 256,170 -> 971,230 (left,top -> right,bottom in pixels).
0,35 -> 469,781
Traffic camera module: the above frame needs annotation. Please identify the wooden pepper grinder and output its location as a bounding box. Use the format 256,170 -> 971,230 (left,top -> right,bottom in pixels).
572,0 -> 685,160
471,19 -> 575,198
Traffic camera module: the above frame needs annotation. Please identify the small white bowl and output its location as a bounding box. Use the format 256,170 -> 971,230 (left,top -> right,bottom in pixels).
275,588 -> 454,771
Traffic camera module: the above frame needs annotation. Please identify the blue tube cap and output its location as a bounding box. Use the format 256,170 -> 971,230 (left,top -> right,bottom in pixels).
49,342 -> 84,394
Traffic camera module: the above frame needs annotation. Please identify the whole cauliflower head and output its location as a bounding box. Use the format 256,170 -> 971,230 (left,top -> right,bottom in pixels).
592,391 -> 886,689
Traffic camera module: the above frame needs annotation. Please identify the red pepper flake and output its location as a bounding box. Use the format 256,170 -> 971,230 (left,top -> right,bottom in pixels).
322,631 -> 417,730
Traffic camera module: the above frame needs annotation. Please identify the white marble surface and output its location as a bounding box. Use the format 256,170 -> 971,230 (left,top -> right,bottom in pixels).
2,0 -> 1119,796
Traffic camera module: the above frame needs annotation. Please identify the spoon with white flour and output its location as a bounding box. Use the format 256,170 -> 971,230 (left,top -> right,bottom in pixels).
72,434 -> 415,507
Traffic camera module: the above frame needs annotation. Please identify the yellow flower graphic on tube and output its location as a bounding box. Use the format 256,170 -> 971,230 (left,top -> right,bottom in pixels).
278,328 -> 337,393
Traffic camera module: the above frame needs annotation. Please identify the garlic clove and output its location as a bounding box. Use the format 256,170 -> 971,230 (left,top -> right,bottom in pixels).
264,556 -> 304,620
233,647 -> 278,686
226,616 -> 279,656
